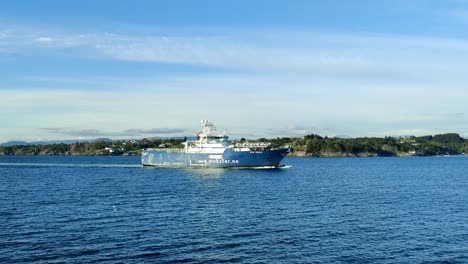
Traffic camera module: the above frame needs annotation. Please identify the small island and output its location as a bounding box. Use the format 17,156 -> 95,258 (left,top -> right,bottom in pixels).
0,133 -> 467,157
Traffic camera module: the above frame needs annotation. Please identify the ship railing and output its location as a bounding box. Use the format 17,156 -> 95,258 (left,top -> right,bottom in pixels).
235,142 -> 271,147
233,142 -> 272,150
145,148 -> 185,152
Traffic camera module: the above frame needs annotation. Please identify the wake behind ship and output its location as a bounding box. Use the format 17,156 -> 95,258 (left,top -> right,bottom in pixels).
141,120 -> 291,168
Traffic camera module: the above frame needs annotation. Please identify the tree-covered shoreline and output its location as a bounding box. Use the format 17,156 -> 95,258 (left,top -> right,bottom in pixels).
267,133 -> 468,157
1,133 -> 467,157
0,138 -> 186,156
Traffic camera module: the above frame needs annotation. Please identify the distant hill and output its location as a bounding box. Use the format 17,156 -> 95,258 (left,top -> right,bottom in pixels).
1,141 -> 30,147
91,138 -> 113,143
0,137 -> 193,147
0,138 -> 112,147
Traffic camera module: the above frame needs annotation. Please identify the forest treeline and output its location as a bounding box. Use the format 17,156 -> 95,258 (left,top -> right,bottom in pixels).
263,133 -> 468,157
0,138 -> 185,156
1,133 -> 467,157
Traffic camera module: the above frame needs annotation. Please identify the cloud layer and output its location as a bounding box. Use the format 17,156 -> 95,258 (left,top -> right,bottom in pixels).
2,26 -> 468,82
1,24 -> 468,141
40,127 -> 187,138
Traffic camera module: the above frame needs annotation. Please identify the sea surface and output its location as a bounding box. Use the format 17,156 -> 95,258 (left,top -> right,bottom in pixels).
1,155 -> 467,263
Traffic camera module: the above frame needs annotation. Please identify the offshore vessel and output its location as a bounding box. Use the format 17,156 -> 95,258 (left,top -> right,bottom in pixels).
141,120 -> 291,168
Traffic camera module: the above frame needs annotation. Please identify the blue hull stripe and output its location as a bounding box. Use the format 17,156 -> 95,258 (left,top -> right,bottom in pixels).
141,148 -> 289,168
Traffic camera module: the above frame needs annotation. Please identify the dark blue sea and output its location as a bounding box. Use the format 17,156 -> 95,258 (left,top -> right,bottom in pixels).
1,156 -> 467,263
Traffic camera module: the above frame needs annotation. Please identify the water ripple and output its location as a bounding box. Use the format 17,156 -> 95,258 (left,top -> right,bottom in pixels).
1,156 -> 468,263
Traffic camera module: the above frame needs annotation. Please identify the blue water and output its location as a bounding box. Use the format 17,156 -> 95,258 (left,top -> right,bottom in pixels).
1,156 -> 467,263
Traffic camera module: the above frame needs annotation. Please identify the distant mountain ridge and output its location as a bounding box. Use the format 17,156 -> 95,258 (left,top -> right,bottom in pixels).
0,137 -> 193,147
0,138 -> 113,147
1,141 -> 31,147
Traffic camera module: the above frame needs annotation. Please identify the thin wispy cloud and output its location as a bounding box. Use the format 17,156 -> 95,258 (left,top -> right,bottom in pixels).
124,128 -> 186,134
371,129 -> 450,137
445,0 -> 468,23
2,25 -> 468,83
41,127 -> 188,138
35,36 -> 53,43
2,67 -> 468,142
266,125 -> 322,138
42,128 -> 103,137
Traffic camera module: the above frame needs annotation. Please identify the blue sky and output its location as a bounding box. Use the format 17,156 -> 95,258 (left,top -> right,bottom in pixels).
1,0 -> 468,142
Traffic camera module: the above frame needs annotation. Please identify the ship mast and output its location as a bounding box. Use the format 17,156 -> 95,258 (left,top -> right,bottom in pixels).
198,120 -> 228,144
